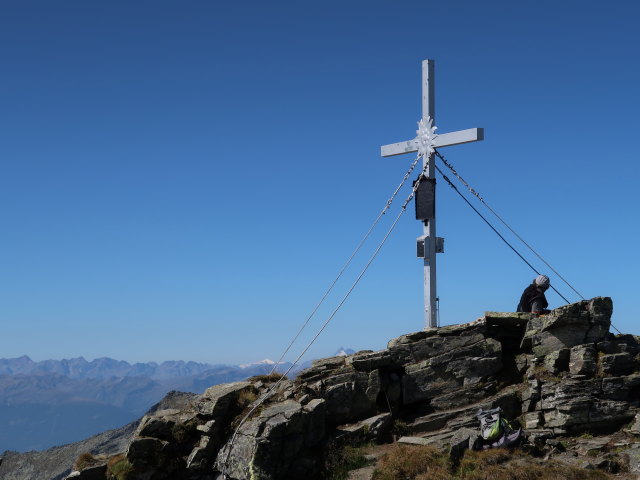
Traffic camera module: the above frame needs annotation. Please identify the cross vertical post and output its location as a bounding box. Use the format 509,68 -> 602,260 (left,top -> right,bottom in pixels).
380,59 -> 484,330
422,60 -> 438,329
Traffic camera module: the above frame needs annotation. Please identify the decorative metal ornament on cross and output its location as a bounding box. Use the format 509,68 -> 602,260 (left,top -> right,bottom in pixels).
416,116 -> 438,158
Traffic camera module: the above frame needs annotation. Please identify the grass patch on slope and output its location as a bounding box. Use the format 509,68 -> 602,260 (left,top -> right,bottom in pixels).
325,443 -> 374,480
106,453 -> 134,480
372,445 -> 613,480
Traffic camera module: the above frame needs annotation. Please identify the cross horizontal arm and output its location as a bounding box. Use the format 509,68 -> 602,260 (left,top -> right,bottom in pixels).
381,128 -> 484,157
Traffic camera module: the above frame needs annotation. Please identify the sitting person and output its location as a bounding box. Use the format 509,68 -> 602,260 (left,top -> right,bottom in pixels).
517,275 -> 550,314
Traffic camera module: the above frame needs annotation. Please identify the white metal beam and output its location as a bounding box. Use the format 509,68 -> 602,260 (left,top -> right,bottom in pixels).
381,128 -> 484,157
421,60 -> 437,330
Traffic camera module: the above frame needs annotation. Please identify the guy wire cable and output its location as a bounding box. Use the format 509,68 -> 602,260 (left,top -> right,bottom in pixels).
434,150 -> 585,301
434,163 -> 572,304
435,157 -> 624,336
222,164 -> 429,478
265,153 -> 423,377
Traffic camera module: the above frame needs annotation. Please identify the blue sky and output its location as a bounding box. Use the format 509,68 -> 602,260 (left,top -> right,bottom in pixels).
1,1 -> 638,364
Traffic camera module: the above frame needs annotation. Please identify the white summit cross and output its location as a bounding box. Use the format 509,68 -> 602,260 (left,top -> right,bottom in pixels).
381,59 -> 484,329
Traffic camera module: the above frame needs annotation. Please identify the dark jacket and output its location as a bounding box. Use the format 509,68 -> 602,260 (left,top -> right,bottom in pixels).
517,284 -> 548,313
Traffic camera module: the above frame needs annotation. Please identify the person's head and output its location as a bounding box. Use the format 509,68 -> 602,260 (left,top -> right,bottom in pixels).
534,274 -> 550,291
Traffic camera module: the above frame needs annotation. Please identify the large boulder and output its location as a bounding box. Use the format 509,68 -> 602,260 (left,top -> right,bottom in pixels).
540,377 -> 637,435
401,335 -> 502,407
215,399 -> 326,480
569,344 -> 597,376
521,297 -> 612,358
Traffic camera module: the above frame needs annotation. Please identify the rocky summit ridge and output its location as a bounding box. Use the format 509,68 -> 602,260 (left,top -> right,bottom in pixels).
12,297 -> 640,479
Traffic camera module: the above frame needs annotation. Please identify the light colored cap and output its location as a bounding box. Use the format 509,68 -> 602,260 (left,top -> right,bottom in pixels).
535,275 -> 550,288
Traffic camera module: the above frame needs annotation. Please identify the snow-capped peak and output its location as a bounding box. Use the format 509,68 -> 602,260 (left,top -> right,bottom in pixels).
239,358 -> 276,369
333,347 -> 355,357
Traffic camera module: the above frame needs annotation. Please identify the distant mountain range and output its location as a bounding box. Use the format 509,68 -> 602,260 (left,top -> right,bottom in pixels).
0,350 -> 352,453
0,355 -> 232,380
